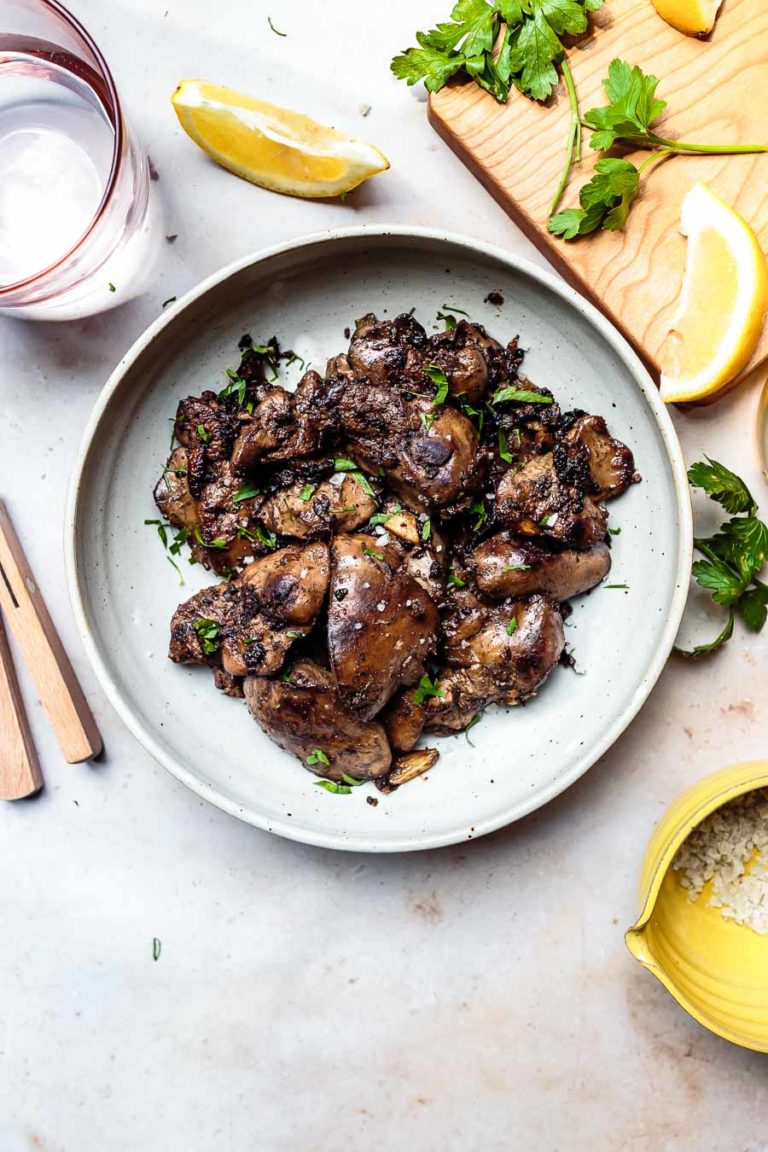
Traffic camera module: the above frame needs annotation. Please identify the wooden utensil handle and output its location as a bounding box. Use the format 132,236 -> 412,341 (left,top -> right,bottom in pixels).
0,500 -> 102,764
0,612 -> 43,800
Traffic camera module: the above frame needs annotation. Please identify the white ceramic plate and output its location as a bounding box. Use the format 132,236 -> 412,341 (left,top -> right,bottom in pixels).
66,228 -> 692,852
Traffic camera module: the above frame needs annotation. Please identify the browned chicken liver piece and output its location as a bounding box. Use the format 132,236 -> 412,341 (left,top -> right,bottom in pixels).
441,588 -> 565,704
322,373 -> 483,512
169,542 -> 330,679
230,371 -> 335,472
424,320 -> 506,404
328,533 -> 440,720
174,391 -> 239,489
169,582 -> 232,667
260,472 -> 376,539
381,687 -> 427,753
245,660 -> 392,780
169,580 -> 292,679
153,447 -> 198,531
495,453 -> 608,549
213,668 -> 245,698
562,414 -> 637,500
347,312 -> 428,386
194,459 -> 267,573
422,670 -> 486,735
372,506 -> 448,601
469,534 -> 611,600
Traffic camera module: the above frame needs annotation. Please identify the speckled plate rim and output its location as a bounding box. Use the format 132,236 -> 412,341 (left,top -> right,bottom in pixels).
64,225 -> 693,853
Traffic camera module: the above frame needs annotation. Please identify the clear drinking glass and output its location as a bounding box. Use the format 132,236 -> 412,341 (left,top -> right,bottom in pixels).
0,0 -> 162,319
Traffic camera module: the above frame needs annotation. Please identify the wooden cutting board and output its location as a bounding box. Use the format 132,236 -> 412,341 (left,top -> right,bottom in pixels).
429,0 -> 768,386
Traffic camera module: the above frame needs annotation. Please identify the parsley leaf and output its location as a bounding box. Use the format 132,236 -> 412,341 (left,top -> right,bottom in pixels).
299,483 -> 317,502
425,363 -> 451,405
583,58 -> 666,152
677,458 -> 768,657
413,675 -> 446,706
193,617 -> 221,655
306,748 -> 331,767
549,158 -> 640,238
492,386 -> 552,405
233,484 -> 259,504
314,780 -> 352,794
688,457 -> 756,516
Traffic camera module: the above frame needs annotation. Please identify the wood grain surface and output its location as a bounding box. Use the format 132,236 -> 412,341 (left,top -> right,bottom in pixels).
0,501 -> 102,764
429,0 -> 768,385
0,613 -> 42,800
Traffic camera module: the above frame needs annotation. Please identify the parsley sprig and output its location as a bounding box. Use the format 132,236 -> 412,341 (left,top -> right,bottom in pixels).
391,0 -> 603,104
550,60 -> 766,240
677,458 -> 768,658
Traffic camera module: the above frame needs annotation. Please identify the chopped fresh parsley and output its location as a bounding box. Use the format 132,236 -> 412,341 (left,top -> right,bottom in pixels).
413,674 -> 445,706
425,363 -> 450,406
233,484 -> 259,504
340,772 -> 366,787
300,483 -> 317,502
436,310 -> 457,330
314,780 -> 352,794
470,501 -> 488,531
219,370 -> 247,407
506,618 -> 518,635
608,526 -> 622,536
255,525 -> 277,550
501,562 -> 530,572
492,386 -> 552,406
152,937 -> 162,961
196,423 -> 211,443
193,526 -> 228,550
193,617 -> 221,655
368,504 -> 402,528
267,15 -> 287,36
362,546 -> 386,562
334,457 -> 358,472
421,517 -> 432,542
464,712 -> 483,746
352,470 -> 377,499
420,410 -> 437,431
498,426 -> 513,463
306,748 -> 331,767
447,568 -> 466,588
604,583 -> 629,589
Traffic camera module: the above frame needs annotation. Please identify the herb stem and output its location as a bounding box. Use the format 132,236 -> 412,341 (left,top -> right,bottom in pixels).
647,134 -> 767,155
637,148 -> 673,176
549,56 -> 581,216
581,125 -> 768,157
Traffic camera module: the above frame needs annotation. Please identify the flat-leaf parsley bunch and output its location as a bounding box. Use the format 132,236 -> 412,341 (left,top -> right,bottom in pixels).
678,458 -> 768,658
391,0 -> 602,103
549,60 -> 766,239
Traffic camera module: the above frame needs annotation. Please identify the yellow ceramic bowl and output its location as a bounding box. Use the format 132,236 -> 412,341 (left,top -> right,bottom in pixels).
626,761 -> 768,1051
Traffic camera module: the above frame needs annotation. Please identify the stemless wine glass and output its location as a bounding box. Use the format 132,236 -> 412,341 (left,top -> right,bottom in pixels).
0,0 -> 162,320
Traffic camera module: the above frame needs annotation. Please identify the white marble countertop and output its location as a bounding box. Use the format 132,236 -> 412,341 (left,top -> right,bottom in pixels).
2,2 -> 768,1148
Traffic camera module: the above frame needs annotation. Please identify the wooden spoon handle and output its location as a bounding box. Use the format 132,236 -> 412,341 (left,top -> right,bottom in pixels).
0,612 -> 43,799
0,500 -> 102,764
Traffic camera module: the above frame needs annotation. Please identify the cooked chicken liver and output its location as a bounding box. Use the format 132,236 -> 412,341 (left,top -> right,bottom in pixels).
160,310 -> 636,788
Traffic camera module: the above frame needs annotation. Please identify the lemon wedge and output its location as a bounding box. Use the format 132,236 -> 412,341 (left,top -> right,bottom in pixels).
659,183 -> 768,404
171,80 -> 389,199
650,0 -> 722,35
